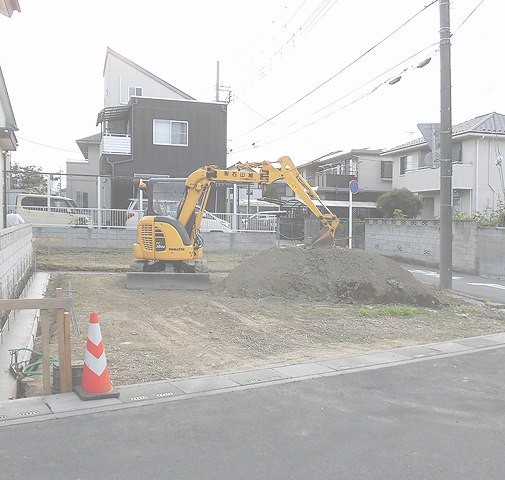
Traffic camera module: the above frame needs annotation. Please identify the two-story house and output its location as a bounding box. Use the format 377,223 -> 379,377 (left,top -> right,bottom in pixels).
0,66 -> 18,229
296,149 -> 390,219
381,112 -> 505,219
67,48 -> 227,210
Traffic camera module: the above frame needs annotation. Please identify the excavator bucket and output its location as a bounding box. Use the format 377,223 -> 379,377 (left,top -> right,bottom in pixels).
310,226 -> 335,249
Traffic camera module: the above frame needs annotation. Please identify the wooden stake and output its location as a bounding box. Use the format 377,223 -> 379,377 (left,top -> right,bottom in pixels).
56,288 -> 71,393
40,310 -> 51,395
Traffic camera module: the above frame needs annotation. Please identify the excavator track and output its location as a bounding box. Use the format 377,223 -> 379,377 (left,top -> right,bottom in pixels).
126,260 -> 210,290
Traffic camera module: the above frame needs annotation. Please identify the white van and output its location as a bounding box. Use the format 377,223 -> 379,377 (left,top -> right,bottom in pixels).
16,194 -> 92,226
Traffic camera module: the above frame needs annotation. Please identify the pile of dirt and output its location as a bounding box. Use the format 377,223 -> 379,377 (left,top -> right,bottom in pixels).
216,246 -> 439,306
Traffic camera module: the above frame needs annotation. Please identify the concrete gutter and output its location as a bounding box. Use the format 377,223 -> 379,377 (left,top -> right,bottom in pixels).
0,273 -> 51,401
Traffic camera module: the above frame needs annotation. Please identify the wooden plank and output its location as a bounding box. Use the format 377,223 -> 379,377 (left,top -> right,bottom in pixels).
0,298 -> 72,310
63,312 -> 73,392
40,310 -> 51,395
56,289 -> 70,393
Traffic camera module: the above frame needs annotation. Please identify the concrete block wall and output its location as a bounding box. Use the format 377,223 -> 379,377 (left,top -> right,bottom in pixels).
478,227 -> 505,278
365,219 -> 440,269
0,224 -> 34,300
365,219 -> 504,277
33,227 -> 277,253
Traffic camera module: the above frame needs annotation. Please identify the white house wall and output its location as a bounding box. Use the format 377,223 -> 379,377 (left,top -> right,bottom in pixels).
388,134 -> 505,218
356,155 -> 390,192
66,142 -> 101,208
104,54 -> 189,107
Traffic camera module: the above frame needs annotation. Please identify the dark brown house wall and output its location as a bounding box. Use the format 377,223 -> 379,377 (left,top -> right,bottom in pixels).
108,97 -> 227,209
131,97 -> 227,177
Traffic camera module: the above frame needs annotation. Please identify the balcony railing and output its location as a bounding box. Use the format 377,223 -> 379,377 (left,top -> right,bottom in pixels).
100,133 -> 131,156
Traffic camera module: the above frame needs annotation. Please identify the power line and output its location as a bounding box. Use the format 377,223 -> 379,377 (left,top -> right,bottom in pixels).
17,136 -> 82,155
231,47 -> 439,155
233,0 -> 438,140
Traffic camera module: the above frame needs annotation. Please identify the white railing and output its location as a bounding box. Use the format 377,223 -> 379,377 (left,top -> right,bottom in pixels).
8,205 -> 279,232
101,133 -> 131,156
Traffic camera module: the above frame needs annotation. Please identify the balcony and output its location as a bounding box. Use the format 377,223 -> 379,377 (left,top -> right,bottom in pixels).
100,133 -> 131,156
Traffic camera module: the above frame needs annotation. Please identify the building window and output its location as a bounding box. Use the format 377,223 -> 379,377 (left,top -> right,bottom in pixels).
453,196 -> 461,213
153,120 -> 188,146
76,191 -> 89,208
400,155 -> 413,175
381,161 -> 392,178
128,86 -> 143,100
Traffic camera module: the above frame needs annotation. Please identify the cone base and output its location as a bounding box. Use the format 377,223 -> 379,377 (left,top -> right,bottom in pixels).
74,385 -> 120,401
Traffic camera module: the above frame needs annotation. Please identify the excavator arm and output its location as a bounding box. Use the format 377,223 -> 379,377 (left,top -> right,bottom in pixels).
175,156 -> 338,248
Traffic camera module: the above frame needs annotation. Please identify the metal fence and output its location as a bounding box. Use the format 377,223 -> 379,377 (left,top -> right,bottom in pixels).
8,205 -> 279,232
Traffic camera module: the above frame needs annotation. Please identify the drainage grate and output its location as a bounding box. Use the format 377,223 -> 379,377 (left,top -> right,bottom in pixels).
131,396 -> 149,401
19,411 -> 39,416
156,392 -> 174,398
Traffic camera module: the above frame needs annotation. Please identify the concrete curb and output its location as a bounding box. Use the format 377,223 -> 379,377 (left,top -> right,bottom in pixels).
1,330 -> 504,427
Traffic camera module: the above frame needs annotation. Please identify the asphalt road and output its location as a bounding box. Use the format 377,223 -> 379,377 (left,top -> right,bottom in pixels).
401,263 -> 505,304
2,346 -> 505,480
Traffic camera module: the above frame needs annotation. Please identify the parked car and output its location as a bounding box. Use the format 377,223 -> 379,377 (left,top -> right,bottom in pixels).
199,210 -> 232,232
125,198 -> 231,232
15,194 -> 92,226
242,211 -> 285,231
125,198 -> 148,228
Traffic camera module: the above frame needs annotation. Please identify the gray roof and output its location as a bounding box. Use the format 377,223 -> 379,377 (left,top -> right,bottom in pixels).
76,133 -> 101,144
383,112 -> 505,154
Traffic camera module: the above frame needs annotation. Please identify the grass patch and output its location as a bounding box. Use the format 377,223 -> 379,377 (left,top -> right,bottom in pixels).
357,304 -> 420,317
298,304 -> 332,317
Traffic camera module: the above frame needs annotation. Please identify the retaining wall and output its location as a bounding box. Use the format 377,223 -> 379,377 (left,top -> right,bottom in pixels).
365,219 -> 504,277
0,223 -> 34,300
32,227 -> 277,252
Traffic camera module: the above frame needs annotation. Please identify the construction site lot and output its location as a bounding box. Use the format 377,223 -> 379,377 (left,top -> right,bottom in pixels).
23,246 -> 505,397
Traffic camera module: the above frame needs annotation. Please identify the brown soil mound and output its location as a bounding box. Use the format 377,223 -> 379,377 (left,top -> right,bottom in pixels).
216,246 -> 439,306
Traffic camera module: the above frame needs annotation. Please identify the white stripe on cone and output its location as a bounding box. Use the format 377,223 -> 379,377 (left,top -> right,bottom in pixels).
87,323 -> 102,346
84,349 -> 108,377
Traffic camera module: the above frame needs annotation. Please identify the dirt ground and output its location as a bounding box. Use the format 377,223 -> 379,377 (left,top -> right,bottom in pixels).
22,246 -> 505,396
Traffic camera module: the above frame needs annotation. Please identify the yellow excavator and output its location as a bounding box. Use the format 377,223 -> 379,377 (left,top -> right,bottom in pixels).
127,156 -> 339,290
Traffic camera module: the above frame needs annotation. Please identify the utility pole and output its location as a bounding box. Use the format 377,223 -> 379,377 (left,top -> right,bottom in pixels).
215,61 -> 220,103
439,0 -> 453,289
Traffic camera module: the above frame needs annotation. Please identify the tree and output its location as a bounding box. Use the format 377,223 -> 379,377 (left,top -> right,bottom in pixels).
10,161 -> 47,194
376,188 -> 423,218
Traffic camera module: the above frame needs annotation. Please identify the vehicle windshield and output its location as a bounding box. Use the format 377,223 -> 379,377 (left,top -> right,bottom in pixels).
151,180 -> 186,216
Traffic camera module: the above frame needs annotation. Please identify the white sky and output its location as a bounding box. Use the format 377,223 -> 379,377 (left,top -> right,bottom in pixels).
1,0 -> 503,174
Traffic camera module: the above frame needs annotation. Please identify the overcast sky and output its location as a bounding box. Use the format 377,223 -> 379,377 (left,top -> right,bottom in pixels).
1,0 -> 502,174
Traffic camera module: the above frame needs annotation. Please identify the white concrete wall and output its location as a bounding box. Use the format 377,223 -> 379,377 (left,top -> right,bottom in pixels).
365,219 -> 504,277
0,223 -> 33,299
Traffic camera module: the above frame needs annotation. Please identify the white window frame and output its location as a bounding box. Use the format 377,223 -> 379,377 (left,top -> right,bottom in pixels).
128,86 -> 143,102
153,119 -> 189,146
400,155 -> 413,175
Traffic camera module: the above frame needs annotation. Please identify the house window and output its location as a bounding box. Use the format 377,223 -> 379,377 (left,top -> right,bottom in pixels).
453,196 -> 461,213
381,161 -> 392,179
400,155 -> 413,175
128,86 -> 143,99
76,191 -> 89,208
153,120 -> 188,146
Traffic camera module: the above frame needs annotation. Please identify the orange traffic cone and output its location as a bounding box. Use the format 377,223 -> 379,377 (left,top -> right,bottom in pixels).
74,313 -> 119,401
